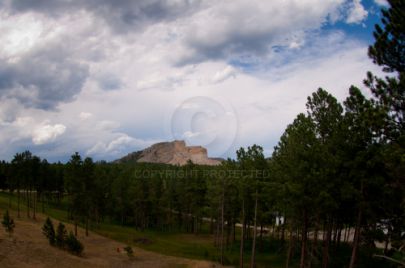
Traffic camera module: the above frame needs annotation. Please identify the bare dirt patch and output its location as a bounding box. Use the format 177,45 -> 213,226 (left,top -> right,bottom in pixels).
0,210 -> 226,268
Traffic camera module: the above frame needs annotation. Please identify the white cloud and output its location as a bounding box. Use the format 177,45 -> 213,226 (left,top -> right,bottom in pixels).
136,65 -> 196,91
183,131 -> 200,138
97,120 -> 120,131
0,12 -> 44,58
374,0 -> 389,7
32,123 -> 66,145
13,117 -> 34,127
87,134 -> 154,157
212,66 -> 237,84
346,0 -> 368,24
79,112 -> 93,120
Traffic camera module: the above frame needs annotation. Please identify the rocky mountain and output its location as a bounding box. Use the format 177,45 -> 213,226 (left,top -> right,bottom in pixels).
114,140 -> 222,166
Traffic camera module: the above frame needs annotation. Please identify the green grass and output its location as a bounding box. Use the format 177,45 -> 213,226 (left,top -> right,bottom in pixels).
0,192 -> 287,267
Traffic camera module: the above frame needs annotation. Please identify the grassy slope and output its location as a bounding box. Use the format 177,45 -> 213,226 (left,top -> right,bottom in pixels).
0,192 -> 286,267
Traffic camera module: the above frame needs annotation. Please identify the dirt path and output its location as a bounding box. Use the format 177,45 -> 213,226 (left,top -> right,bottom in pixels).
0,210 -> 225,268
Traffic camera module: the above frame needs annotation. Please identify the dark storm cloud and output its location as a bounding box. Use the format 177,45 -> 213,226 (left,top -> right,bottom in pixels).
5,0 -> 201,33
0,0 -> 202,110
178,31 -> 276,66
0,45 -> 88,110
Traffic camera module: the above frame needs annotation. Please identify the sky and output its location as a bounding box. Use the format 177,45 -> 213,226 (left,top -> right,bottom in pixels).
0,0 -> 390,162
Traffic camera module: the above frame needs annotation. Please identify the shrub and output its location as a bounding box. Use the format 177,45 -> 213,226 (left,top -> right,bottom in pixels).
42,217 -> 55,245
124,246 -> 134,257
45,221 -> 84,256
1,210 -> 15,235
65,231 -> 84,256
56,222 -> 67,248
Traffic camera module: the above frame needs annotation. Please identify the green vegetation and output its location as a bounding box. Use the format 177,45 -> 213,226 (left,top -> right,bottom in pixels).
0,2 -> 404,267
123,245 -> 134,257
2,209 -> 15,235
42,217 -> 56,245
65,231 -> 84,256
56,222 -> 67,249
41,216 -> 84,256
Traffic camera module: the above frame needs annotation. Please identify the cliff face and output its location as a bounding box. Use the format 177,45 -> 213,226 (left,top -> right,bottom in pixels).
115,140 -> 222,166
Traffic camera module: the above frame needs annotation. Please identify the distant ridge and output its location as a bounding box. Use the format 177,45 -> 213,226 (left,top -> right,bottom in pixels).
114,140 -> 223,166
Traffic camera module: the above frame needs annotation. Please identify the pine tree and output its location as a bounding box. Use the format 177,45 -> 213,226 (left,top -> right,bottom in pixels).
360,1 -> 405,266
366,0 -> 405,135
237,145 -> 267,268
42,217 -> 56,245
56,222 -> 67,248
368,0 -> 405,73
65,231 -> 84,255
272,113 -> 319,268
343,86 -> 386,268
65,152 -> 84,236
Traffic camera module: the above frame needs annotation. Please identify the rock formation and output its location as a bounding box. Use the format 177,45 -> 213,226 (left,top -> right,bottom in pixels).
115,140 -> 222,166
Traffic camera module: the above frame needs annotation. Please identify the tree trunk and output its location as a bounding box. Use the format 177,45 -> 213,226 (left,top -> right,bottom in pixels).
240,198 -> 245,268
281,218 -> 286,244
259,224 -> 264,252
233,222 -> 236,243
227,220 -> 231,247
210,217 -> 214,234
17,189 -> 20,218
300,210 -> 308,268
41,192 -> 45,213
26,189 -> 30,218
215,215 -> 220,247
336,224 -> 342,248
286,228 -> 294,268
384,234 -> 389,254
86,217 -> 89,236
332,221 -> 338,247
321,219 -> 332,268
245,222 -> 249,245
349,181 -> 364,268
251,189 -> 258,268
322,222 -> 326,241
33,190 -> 36,220
343,226 -> 348,243
309,215 -> 320,268
349,208 -> 362,268
344,225 -> 350,243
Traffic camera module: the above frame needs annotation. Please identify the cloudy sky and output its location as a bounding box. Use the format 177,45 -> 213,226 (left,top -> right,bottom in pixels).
0,0 -> 389,162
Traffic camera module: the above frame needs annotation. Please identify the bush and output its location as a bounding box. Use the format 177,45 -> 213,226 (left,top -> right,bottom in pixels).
65,231 -> 84,256
42,217 -> 55,245
56,222 -> 67,248
44,221 -> 84,256
2,210 -> 15,235
124,246 -> 134,257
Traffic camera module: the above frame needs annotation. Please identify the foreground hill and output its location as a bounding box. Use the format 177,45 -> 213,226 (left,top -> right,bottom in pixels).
0,210 -> 221,268
115,140 -> 222,166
